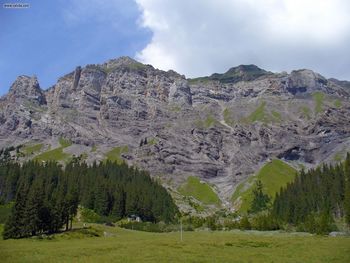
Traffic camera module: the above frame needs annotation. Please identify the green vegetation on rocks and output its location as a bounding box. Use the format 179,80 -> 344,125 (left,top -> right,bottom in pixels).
21,143 -> 43,156
300,106 -> 311,119
247,101 -> 268,123
91,145 -> 97,152
313,92 -> 325,113
105,145 -> 129,164
34,138 -> 72,162
195,114 -> 217,129
271,111 -> 281,122
223,108 -> 234,126
244,102 -> 282,124
147,137 -> 158,146
58,137 -> 72,148
334,99 -> 342,108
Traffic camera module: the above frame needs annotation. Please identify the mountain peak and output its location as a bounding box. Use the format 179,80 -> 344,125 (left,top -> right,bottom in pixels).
227,64 -> 265,73
106,56 -> 137,65
103,56 -> 146,70
208,64 -> 270,83
7,75 -> 45,104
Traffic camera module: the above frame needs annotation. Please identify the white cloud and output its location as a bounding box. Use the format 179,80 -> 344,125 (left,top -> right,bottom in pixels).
135,0 -> 350,79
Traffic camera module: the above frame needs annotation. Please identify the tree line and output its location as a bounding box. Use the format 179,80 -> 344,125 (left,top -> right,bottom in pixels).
245,153 -> 350,234
180,155 -> 350,234
0,159 -> 178,239
271,153 -> 350,233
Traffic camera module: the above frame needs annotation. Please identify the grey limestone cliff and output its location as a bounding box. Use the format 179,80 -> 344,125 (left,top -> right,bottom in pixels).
1,56 -> 350,209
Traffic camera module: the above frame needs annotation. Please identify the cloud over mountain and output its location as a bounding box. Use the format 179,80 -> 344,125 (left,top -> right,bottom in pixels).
135,0 -> 350,79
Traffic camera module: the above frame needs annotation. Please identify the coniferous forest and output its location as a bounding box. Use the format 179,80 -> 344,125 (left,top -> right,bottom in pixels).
0,159 -> 178,239
271,153 -> 350,233
0,150 -> 349,239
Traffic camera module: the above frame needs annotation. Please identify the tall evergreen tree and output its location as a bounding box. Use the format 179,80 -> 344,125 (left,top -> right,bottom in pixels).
344,153 -> 350,226
250,180 -> 270,214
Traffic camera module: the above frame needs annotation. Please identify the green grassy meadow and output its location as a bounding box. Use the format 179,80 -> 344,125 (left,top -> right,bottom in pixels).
179,176 -> 220,205
0,224 -> 349,263
232,159 -> 297,212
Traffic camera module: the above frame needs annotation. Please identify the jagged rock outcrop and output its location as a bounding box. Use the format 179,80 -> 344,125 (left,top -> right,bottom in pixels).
169,80 -> 192,107
7,75 -> 46,104
1,56 -> 350,206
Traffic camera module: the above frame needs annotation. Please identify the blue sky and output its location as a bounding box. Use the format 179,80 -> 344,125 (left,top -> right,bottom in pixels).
1,0 -> 350,95
0,0 -> 151,95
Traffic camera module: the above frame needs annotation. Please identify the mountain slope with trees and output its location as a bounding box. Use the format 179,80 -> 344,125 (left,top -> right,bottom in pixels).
267,153 -> 350,233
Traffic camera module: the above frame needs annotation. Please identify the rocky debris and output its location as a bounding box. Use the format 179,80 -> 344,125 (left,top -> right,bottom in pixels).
1,56 -> 350,206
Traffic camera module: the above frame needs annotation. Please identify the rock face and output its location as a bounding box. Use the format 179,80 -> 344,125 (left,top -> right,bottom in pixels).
1,56 -> 350,205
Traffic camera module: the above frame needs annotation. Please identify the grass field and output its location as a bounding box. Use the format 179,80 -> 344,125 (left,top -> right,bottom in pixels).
0,224 -> 349,263
232,159 -> 297,212
179,176 -> 220,205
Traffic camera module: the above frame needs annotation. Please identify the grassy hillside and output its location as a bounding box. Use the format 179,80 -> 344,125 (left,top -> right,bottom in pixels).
232,159 -> 297,212
178,176 -> 220,205
0,224 -> 349,263
34,138 -> 72,162
105,146 -> 129,164
21,143 -> 43,156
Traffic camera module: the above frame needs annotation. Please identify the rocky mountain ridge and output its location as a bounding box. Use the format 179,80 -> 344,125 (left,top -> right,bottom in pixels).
1,56 -> 350,210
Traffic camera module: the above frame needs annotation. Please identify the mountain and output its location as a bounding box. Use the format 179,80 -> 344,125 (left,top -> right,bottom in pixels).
1,56 -> 350,212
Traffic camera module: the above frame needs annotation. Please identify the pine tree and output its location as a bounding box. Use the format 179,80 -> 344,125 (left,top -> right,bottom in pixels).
250,180 -> 270,214
66,185 -> 79,230
3,182 -> 29,239
25,176 -> 44,236
111,187 -> 125,220
344,153 -> 350,226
